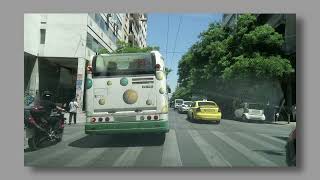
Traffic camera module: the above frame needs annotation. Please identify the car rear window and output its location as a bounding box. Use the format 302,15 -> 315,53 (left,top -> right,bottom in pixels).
184,102 -> 192,106
175,100 -> 183,104
198,102 -> 217,106
248,104 -> 264,109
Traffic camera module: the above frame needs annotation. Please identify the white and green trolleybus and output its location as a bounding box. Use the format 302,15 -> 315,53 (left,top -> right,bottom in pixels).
84,51 -> 169,142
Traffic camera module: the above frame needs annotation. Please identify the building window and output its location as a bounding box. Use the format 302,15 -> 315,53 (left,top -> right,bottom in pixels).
40,29 -> 46,44
86,33 -> 105,53
90,13 -> 109,33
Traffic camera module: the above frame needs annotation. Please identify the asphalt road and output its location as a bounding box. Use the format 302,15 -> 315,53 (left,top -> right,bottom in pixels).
24,109 -> 296,167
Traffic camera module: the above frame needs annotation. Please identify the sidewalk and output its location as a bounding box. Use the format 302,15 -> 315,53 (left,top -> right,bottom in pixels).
64,112 -> 86,123
272,121 -> 296,126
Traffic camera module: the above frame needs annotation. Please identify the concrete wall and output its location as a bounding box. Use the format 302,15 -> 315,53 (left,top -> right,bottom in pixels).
24,14 -> 41,56
42,14 -> 88,58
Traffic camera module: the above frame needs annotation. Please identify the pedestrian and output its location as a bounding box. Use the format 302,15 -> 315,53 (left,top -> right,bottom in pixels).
68,98 -> 79,125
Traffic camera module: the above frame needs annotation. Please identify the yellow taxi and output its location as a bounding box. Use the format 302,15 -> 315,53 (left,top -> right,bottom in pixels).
187,100 -> 222,124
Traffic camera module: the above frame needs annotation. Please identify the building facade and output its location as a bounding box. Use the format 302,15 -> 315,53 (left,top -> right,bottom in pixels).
24,13 -> 148,116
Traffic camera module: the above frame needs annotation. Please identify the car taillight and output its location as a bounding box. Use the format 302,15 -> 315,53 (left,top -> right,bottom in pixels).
218,108 -> 221,112
155,64 -> 161,71
244,108 -> 249,113
91,117 -> 96,123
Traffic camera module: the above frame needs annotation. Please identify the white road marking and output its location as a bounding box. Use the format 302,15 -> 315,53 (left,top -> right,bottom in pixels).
26,147 -> 73,166
65,148 -> 108,167
161,130 -> 182,167
188,130 -> 231,167
211,131 -> 278,167
112,147 -> 143,167
258,134 -> 287,145
235,132 -> 284,152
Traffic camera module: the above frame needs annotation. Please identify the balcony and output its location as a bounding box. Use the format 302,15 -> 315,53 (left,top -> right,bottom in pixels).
130,13 -> 140,21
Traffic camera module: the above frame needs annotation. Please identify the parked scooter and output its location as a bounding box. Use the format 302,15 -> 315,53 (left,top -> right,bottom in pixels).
24,105 -> 66,150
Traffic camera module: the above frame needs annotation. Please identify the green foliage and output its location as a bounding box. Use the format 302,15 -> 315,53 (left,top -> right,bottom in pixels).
171,86 -> 192,100
98,41 -> 160,54
98,48 -> 110,55
114,41 -> 160,53
165,67 -> 172,77
176,14 -> 294,103
241,24 -> 284,55
222,54 -> 293,80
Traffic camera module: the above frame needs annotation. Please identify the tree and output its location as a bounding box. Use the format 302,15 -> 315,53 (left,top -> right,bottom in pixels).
111,41 -> 160,54
171,86 -> 192,100
165,67 -> 172,77
98,48 -> 109,55
177,14 -> 293,105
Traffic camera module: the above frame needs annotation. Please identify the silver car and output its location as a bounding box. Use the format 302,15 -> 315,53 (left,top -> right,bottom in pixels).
178,101 -> 192,113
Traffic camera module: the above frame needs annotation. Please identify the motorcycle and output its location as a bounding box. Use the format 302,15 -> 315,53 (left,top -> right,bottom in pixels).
24,105 -> 66,150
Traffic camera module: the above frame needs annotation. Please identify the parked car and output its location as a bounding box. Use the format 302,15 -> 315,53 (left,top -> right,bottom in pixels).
178,101 -> 192,113
187,100 -> 222,124
234,102 -> 266,121
174,99 -> 184,110
286,127 -> 296,166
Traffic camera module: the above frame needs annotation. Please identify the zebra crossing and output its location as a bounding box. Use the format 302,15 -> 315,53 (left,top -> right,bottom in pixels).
24,126 -> 289,167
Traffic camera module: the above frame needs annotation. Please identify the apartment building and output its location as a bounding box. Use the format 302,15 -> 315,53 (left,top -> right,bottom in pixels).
24,13 -> 148,114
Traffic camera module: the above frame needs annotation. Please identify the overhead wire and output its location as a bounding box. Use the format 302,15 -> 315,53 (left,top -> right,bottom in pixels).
170,16 -> 183,69
165,15 -> 170,61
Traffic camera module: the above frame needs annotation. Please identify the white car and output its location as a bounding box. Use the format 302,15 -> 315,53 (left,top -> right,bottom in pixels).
234,102 -> 266,121
178,101 -> 192,113
174,99 -> 184,110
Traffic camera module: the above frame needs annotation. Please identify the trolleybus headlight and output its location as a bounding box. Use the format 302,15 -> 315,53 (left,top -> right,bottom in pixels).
98,117 -> 103,122
154,115 -> 159,120
147,115 -> 152,120
105,117 -> 110,121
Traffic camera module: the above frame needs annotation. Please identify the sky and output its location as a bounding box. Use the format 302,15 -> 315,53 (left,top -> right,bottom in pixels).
147,13 -> 223,93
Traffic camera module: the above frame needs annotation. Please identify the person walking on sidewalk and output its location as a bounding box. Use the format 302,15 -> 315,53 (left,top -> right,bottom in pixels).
68,98 -> 79,125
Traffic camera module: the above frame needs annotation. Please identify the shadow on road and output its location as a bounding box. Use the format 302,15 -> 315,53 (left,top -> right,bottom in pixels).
223,118 -> 289,125
274,136 -> 289,142
185,117 -> 220,125
253,150 -> 285,156
24,141 -> 58,152
69,134 -> 164,148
